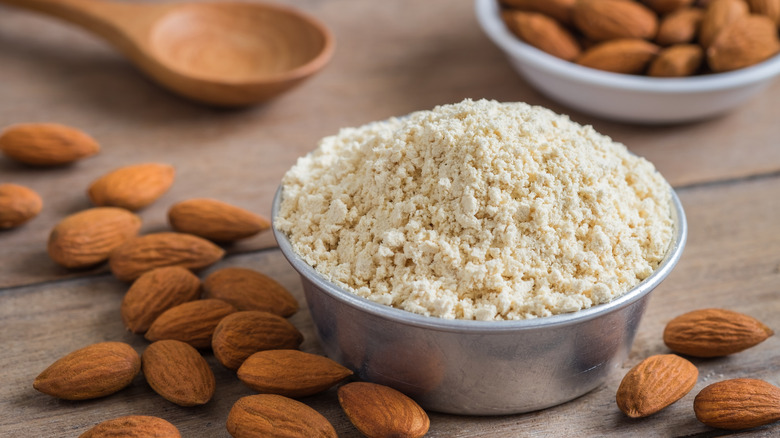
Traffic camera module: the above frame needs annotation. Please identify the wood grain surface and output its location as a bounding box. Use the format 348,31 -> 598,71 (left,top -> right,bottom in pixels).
1,0 -> 779,437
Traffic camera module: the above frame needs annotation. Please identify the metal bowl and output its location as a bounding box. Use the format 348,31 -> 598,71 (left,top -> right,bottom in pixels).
272,187 -> 687,415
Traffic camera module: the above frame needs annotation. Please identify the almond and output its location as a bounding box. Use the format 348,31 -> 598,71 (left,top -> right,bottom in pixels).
644,0 -> 696,14
694,378 -> 780,430
121,266 -> 202,334
0,183 -> 42,229
88,163 -> 175,211
142,340 -> 215,406
0,123 -> 99,166
237,350 -> 353,398
499,0 -> 576,25
656,8 -> 705,45
502,11 -> 582,61
33,342 -> 140,400
707,14 -> 780,72
748,0 -> 780,24
168,198 -> 270,242
203,267 -> 298,317
79,415 -> 181,438
648,44 -> 704,76
577,39 -> 661,73
572,0 -> 659,41
47,207 -> 141,268
109,232 -> 225,282
338,382 -> 430,438
699,0 -> 750,48
616,354 -> 698,418
144,299 -> 237,348
227,394 -> 337,438
663,308 -> 774,357
212,311 -> 304,370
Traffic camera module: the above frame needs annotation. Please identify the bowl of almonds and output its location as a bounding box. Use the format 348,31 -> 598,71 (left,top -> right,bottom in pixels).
476,0 -> 780,123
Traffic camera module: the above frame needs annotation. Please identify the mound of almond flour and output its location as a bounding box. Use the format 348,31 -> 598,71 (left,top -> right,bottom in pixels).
275,99 -> 673,320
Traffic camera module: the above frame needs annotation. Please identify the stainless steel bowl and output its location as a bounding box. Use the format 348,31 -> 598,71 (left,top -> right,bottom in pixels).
272,187 -> 687,415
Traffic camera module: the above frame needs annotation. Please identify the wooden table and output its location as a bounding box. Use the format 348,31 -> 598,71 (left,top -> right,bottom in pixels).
1,1 -> 779,436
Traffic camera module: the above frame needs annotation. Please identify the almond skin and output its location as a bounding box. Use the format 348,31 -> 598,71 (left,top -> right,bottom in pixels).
0,183 -> 42,229
502,10 -> 582,61
0,123 -> 99,166
338,382 -> 430,438
168,198 -> 270,242
33,342 -> 140,400
699,0 -> 750,48
237,350 -> 353,398
577,39 -> 661,74
499,0 -> 576,25
644,0 -> 696,14
109,232 -> 225,282
212,311 -> 304,370
142,340 -> 215,406
121,266 -> 202,334
694,378 -> 780,430
748,0 -> 780,24
648,44 -> 704,76
144,299 -> 237,348
79,415 -> 181,438
707,14 -> 780,72
203,267 -> 299,317
663,308 -> 774,357
227,394 -> 337,438
88,163 -> 175,211
616,354 -> 698,418
573,0 -> 659,41
48,207 -> 141,268
656,8 -> 705,46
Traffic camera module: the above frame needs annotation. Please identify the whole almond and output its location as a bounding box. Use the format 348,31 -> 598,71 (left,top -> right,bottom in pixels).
648,44 -> 704,76
699,0 -> 750,48
237,349 -> 353,398
707,14 -> 780,72
121,266 -> 202,334
0,123 -> 99,166
748,0 -> 780,24
168,198 -> 270,242
663,308 -> 774,357
573,0 -> 659,41
203,267 -> 298,317
644,0 -> 696,14
577,39 -> 661,73
109,232 -> 225,282
48,207 -> 141,268
212,311 -> 304,370
79,415 -> 181,438
88,163 -> 175,211
142,340 -> 215,406
502,11 -> 582,61
616,354 -> 698,418
338,381 -> 430,438
499,0 -> 576,25
694,378 -> 780,430
0,183 -> 42,229
227,394 -> 337,438
33,342 -> 140,400
144,299 -> 237,348
656,8 -> 705,45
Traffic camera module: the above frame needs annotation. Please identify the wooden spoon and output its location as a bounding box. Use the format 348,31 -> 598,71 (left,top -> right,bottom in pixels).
0,0 -> 335,106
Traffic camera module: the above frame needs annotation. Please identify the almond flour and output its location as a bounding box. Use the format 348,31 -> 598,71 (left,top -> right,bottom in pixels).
276,99 -> 673,320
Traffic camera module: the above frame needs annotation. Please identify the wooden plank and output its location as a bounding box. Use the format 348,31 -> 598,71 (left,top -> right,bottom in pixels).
2,175 -> 779,437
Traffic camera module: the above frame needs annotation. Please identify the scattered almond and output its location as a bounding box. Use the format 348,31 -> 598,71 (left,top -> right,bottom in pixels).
576,38 -> 661,73
121,266 -> 202,334
108,232 -> 225,282
142,340 -> 215,406
237,349 -> 353,398
33,342 -> 140,400
47,207 -> 141,268
663,308 -> 774,357
338,382 -> 430,438
88,162 -> 175,211
699,0 -> 750,48
694,378 -> 780,430
79,415 -> 181,438
203,267 -> 298,316
656,8 -> 705,45
616,354 -> 698,418
144,299 -> 237,348
0,123 -> 99,166
212,311 -> 304,370
168,198 -> 270,242
227,394 -> 337,438
502,10 -> 581,61
648,44 -> 704,76
499,0 -> 576,25
707,14 -> 780,72
572,0 -> 659,41
0,183 -> 42,229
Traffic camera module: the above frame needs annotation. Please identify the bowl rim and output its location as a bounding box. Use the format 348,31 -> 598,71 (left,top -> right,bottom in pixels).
474,0 -> 780,94
272,185 -> 687,334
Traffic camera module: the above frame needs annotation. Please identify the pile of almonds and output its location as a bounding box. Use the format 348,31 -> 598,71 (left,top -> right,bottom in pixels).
500,0 -> 780,76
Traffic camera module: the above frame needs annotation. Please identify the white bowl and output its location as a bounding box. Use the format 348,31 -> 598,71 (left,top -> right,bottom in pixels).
475,0 -> 780,124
